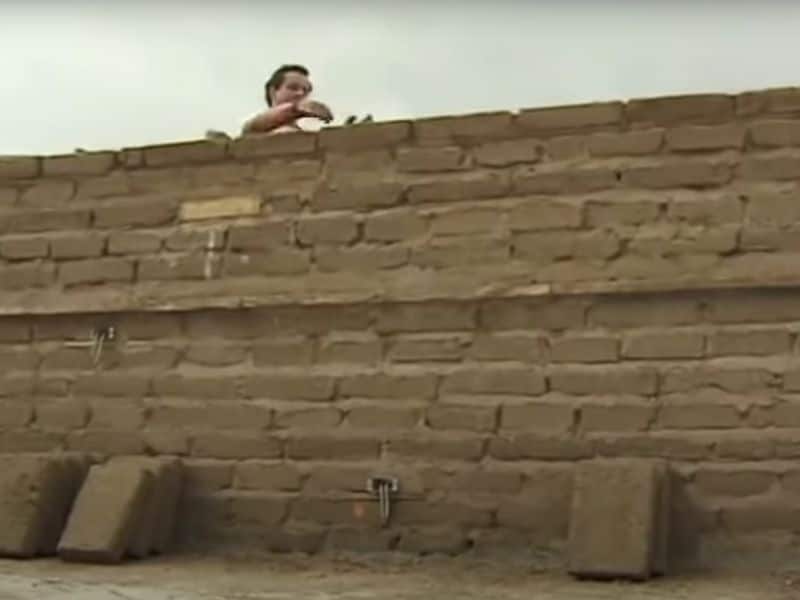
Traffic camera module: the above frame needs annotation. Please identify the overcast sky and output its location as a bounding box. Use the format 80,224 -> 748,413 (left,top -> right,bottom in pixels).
2,1 -> 799,156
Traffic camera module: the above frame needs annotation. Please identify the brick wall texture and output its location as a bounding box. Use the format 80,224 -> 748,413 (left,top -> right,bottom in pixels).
2,87 -> 800,556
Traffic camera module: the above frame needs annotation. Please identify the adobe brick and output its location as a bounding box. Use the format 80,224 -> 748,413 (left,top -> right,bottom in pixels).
580,401 -> 655,432
395,528 -> 469,555
550,335 -> 618,363
426,404 -> 497,432
181,459 -> 233,492
708,329 -> 792,357
315,244 -> 408,272
287,435 -> 379,460
234,461 -> 303,491
472,139 -> 541,167
252,338 -> 313,366
93,198 -> 178,228
518,102 -> 622,131
107,231 -> 162,255
414,111 -> 514,141
148,400 -> 271,430
0,399 -> 32,427
627,94 -> 733,125
667,192 -> 742,224
256,157 -> 321,185
89,399 -> 145,430
489,434 -> 592,460
152,373 -> 238,399
481,298 -> 587,331
180,195 -> 261,221
0,209 -> 91,234
290,497 -> 381,527
296,214 -> 360,245
656,399 -> 741,429
549,365 -> 657,395
345,405 -> 420,429
0,262 -> 54,290
666,124 -> 745,151
408,172 -> 510,204
231,130 -> 316,158
468,333 -> 546,362
191,433 -> 282,459
274,406 -> 342,429
363,209 -> 427,242
58,257 -> 133,287
397,146 -> 465,172
693,467 -> 775,498
720,501 -> 800,533
313,181 -> 403,212
49,234 -> 105,259
228,492 -> 288,527
622,331 -> 705,359
449,468 -> 523,494
508,199 -> 582,231
429,207 -> 503,237
747,191 -> 800,224
500,401 -> 574,432
393,500 -> 492,528
593,432 -> 713,461
261,304 -> 372,335
442,367 -> 546,396
0,375 -> 34,398
589,296 -> 701,327
715,432 -> 774,460
389,334 -> 465,363
319,120 -> 411,151
739,226 -> 800,251
39,347 -> 93,371
0,236 -> 49,260
317,336 -> 381,365
514,166 -> 617,195
623,161 -> 732,189
58,461 -> 152,564
388,435 -> 485,461
143,140 -> 227,166
115,312 -> 182,340
0,156 -> 39,178
225,249 -> 310,276
376,302 -> 474,333
547,134 -> 586,160
514,230 -> 620,261
66,430 -> 145,455
241,374 -> 335,401
304,465 -> 373,493
749,120 -> 800,147
660,364 -> 777,394
117,346 -> 179,370
35,399 -> 90,430
740,156 -> 800,181
588,129 -> 664,156
43,152 -> 115,176
0,347 -> 37,371
706,290 -> 800,324
0,430 -> 63,453
411,235 -> 509,269
20,180 -> 75,208
76,172 -> 130,199
338,372 -> 436,400
139,254 -> 221,281
142,430 -> 189,455
184,343 -> 249,367
326,148 -> 394,175
166,227 -> 226,252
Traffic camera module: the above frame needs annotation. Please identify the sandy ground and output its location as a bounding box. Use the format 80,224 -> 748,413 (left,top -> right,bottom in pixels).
0,553 -> 798,600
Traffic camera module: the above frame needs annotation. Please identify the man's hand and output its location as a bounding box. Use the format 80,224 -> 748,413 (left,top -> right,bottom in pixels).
295,99 -> 333,123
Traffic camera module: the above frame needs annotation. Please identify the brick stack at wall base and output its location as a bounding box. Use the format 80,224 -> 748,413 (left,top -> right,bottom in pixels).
0,287 -> 800,558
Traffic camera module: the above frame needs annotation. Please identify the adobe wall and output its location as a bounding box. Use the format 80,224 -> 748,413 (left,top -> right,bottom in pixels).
2,86 -> 800,559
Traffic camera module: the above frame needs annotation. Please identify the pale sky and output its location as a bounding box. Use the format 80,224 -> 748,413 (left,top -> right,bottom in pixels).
2,1 -> 799,155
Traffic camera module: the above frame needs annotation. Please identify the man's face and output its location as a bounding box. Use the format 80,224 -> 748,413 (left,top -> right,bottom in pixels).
270,71 -> 312,106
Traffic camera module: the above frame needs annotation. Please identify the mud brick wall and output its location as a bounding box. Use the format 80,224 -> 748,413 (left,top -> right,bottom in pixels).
2,86 -> 800,556
2,291 -> 800,555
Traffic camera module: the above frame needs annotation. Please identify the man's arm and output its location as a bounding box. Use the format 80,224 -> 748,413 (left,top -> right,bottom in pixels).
242,99 -> 334,135
241,102 -> 301,135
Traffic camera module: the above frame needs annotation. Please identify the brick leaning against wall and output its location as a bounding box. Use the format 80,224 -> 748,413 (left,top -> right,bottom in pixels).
1,87 -> 800,556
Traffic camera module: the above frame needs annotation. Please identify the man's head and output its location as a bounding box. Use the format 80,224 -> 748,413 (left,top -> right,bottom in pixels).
264,64 -> 312,107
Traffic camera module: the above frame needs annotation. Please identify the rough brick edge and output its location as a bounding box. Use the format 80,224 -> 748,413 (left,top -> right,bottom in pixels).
2,273 -> 800,317
2,85 -> 798,179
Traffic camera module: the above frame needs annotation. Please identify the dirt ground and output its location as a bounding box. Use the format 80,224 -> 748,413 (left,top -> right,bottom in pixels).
0,553 -> 799,600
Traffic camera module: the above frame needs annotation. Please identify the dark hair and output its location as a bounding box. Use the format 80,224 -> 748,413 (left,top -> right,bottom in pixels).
264,64 -> 309,106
